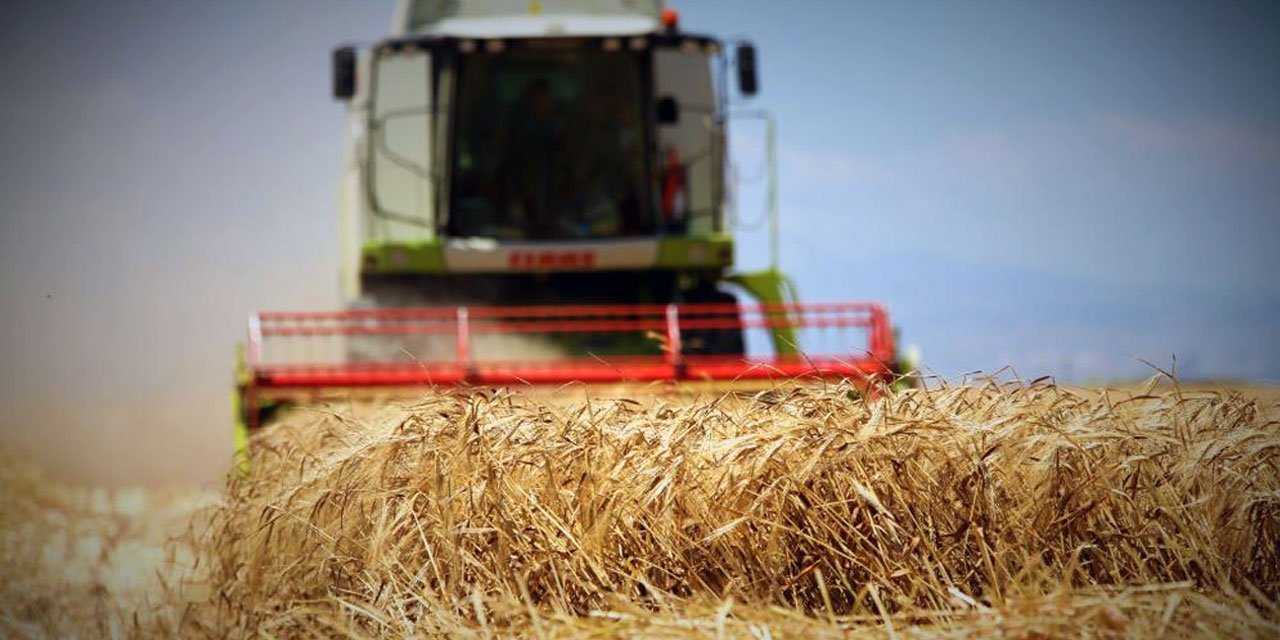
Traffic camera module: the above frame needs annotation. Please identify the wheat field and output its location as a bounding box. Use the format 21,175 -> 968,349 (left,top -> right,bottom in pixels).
3,378 -> 1279,637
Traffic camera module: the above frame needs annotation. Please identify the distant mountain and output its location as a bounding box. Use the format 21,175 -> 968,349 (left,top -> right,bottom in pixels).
778,251 -> 1280,382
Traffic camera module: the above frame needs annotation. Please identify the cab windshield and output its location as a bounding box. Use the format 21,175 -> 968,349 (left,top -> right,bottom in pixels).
450,48 -> 651,240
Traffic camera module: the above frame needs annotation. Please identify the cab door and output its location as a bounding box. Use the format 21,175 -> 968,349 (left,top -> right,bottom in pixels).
653,44 -> 724,236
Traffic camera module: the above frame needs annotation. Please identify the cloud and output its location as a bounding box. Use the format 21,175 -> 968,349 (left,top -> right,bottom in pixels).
780,147 -> 891,184
731,129 -> 890,187
756,123 -> 1038,196
1102,114 -> 1280,166
745,111 -> 1280,299
928,129 -> 1032,184
767,113 -> 1280,200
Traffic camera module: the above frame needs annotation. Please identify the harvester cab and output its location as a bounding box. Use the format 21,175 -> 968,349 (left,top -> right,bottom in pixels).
336,1 -> 768,313
236,0 -> 906,443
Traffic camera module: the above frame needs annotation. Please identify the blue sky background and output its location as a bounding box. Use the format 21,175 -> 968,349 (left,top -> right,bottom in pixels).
0,1 -> 1276,484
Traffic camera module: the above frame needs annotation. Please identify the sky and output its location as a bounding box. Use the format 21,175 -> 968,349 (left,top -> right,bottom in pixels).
0,1 -> 1277,485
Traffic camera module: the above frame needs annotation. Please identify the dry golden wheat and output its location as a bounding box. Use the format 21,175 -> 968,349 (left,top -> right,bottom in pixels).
0,451 -> 206,638
167,378 -> 1280,637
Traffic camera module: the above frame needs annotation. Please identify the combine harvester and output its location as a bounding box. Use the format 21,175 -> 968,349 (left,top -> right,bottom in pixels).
235,0 -> 911,441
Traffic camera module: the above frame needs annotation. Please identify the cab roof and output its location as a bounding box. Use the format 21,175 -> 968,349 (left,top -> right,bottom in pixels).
393,0 -> 664,38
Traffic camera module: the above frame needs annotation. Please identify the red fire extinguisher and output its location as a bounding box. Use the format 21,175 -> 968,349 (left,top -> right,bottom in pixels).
661,147 -> 687,231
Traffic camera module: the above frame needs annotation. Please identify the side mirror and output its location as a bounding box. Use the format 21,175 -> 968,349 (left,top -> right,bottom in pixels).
332,46 -> 356,100
736,43 -> 758,97
656,96 -> 680,124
